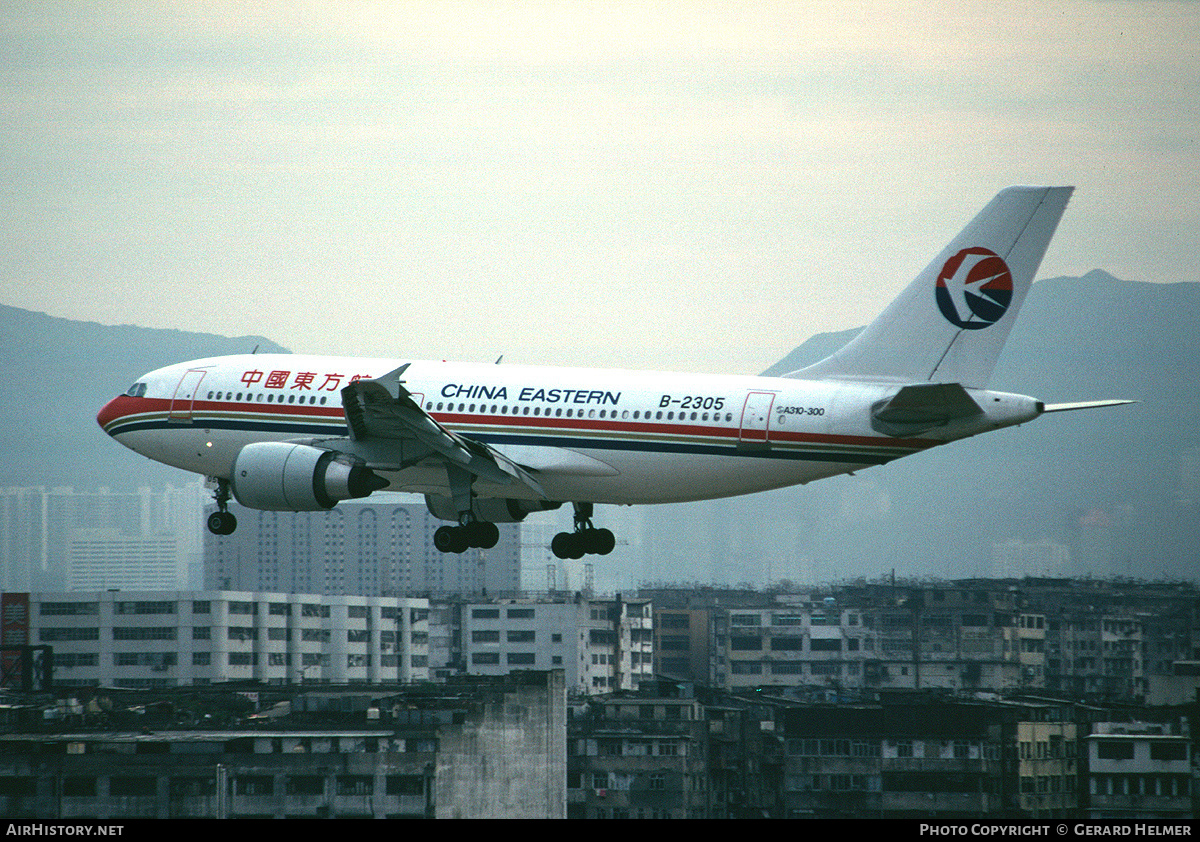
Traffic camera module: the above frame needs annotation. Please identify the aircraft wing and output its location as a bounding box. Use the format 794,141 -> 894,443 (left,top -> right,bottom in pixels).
340,365 -> 547,496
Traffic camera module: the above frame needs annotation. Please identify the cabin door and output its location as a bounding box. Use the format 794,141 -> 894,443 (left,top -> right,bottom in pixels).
739,391 -> 776,447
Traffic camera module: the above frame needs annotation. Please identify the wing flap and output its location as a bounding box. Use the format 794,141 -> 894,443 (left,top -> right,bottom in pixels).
341,366 -> 547,497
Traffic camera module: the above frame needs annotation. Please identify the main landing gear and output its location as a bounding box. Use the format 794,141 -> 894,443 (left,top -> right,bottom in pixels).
551,503 -> 615,560
206,478 -> 238,536
433,519 -> 500,554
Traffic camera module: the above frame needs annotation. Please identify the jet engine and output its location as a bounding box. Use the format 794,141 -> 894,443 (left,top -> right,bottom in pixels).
231,442 -> 387,512
424,494 -> 562,523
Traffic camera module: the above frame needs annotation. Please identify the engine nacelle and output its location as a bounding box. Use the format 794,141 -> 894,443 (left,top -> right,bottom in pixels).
231,443 -> 387,512
425,494 -> 562,523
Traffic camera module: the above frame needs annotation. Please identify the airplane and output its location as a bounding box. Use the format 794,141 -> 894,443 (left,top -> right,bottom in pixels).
97,185 -> 1131,560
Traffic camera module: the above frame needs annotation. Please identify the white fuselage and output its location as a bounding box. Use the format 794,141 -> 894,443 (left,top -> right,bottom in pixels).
98,353 -> 1041,508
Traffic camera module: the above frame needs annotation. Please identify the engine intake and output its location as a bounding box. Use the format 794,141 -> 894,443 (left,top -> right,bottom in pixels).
231,443 -> 387,512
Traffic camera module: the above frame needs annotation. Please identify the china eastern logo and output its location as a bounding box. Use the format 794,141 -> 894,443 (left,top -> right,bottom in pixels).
934,247 -> 1013,329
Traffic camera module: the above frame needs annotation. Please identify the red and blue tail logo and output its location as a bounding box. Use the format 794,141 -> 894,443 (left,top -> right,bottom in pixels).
934,247 -> 1013,330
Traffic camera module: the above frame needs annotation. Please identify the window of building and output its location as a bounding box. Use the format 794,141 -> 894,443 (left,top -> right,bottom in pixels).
1150,742 -> 1187,761
40,602 -> 98,616
1097,740 -> 1135,760
110,776 -> 156,796
235,776 -> 273,795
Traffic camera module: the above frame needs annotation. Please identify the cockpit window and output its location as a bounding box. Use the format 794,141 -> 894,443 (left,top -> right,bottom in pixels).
124,382 -> 148,398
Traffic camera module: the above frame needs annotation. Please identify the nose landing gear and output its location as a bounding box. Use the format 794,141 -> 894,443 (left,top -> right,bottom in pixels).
206,478 -> 238,536
551,503 -> 615,559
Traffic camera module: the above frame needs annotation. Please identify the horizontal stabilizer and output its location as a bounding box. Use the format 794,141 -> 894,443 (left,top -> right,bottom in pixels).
871,383 -> 982,437
1041,399 -> 1137,413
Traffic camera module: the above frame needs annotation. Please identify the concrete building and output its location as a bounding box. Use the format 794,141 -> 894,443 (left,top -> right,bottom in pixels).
437,594 -> 654,696
1,483 -> 205,592
0,671 -> 566,819
1012,701 -> 1080,817
1082,722 -> 1192,819
568,682 -> 713,819
6,589 -> 429,688
204,496 -> 520,597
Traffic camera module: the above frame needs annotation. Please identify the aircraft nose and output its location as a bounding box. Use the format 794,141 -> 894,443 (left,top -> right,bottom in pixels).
97,395 -> 132,437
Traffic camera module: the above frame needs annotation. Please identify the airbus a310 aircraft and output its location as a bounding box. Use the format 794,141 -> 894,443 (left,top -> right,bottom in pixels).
98,186 -> 1130,559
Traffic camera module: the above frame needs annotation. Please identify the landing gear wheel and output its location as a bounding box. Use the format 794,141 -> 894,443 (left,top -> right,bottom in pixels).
467,521 -> 500,549
434,521 -> 499,554
590,527 -> 616,556
207,478 -> 237,535
551,525 -> 615,559
434,525 -> 468,554
551,531 -> 582,560
551,502 -> 617,559
207,511 -> 237,536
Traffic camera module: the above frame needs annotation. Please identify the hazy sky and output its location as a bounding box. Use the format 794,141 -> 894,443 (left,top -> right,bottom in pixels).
3,1 -> 1197,375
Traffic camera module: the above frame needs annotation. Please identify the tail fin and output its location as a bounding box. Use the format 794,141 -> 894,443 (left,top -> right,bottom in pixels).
792,186 -> 1073,387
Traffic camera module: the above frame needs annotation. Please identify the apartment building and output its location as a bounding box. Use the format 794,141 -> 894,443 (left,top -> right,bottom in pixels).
4,590 -> 429,688
637,579 -> 1200,702
1082,722 -> 1192,819
1,483 -> 206,592
204,496 -> 520,597
568,683 -> 713,819
0,671 -> 566,819
447,594 -> 654,696
1013,701 -> 1080,817
718,601 -> 876,691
